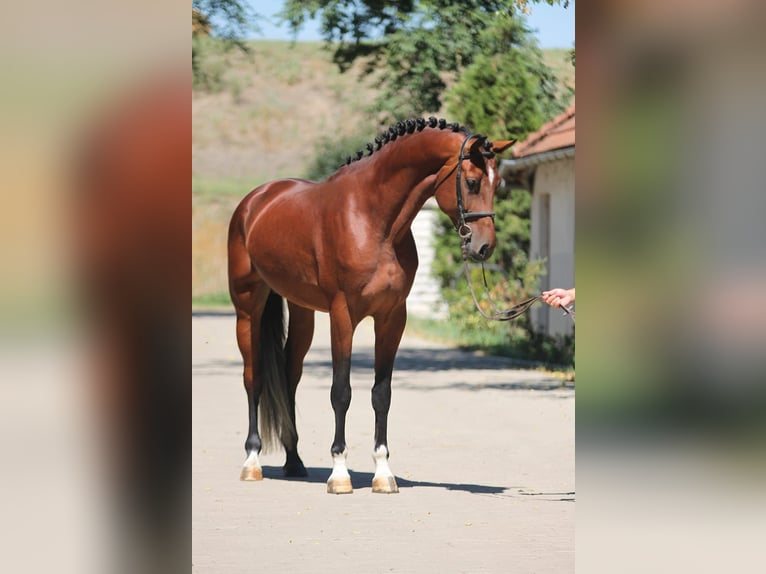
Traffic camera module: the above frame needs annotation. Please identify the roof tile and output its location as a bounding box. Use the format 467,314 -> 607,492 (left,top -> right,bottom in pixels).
513,104 -> 575,158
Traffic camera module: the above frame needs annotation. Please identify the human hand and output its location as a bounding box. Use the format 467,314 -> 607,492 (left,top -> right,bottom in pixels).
541,288 -> 575,309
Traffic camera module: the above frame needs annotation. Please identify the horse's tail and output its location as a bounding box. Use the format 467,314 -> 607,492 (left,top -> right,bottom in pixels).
258,291 -> 297,452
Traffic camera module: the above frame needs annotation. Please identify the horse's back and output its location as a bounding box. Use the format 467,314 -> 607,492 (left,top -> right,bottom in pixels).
229,178 -> 318,249
233,178 -> 315,222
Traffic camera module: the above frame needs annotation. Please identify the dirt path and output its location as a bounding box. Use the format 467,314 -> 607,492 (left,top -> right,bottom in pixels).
192,312 -> 574,573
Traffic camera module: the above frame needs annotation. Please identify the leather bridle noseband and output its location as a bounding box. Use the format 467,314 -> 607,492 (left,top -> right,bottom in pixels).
448,133 -> 574,322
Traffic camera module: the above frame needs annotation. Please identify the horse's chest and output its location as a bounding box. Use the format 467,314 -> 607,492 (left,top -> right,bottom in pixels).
360,259 -> 412,302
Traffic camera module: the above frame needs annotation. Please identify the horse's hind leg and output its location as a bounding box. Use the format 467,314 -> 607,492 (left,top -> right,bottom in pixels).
370,303 -> 407,494
282,302 -> 314,477
232,283 -> 270,481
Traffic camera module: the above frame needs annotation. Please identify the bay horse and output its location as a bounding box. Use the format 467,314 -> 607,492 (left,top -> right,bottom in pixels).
228,117 -> 513,494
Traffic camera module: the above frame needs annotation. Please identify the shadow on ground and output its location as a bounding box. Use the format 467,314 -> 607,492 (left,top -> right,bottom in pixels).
261,465 -> 506,494
260,466 -> 575,501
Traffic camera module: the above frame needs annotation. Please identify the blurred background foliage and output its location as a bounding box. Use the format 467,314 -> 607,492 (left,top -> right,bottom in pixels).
445,12 -> 569,137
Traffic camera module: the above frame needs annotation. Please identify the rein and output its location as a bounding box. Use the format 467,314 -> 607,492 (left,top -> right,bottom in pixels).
451,133 -> 575,323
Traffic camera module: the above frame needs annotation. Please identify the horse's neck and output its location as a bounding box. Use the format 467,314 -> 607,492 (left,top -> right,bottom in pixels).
363,133 -> 456,241
384,172 -> 441,243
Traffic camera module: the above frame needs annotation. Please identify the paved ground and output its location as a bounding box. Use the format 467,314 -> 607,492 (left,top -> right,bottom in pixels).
192,312 -> 574,573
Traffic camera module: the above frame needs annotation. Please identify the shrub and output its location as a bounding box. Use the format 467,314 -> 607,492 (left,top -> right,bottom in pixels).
302,130 -> 377,181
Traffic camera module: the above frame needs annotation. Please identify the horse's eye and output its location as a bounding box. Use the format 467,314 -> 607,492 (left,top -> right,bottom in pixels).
466,178 -> 478,193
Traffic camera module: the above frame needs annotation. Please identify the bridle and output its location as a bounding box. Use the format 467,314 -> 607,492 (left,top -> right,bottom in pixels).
454,133 -> 496,243
445,133 -> 574,323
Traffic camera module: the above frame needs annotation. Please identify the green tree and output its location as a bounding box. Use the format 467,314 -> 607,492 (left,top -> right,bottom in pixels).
445,13 -> 566,140
279,0 -> 570,123
193,1 -> 254,41
192,1 -> 256,92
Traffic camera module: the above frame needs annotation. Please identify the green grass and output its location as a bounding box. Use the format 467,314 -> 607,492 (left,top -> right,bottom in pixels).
192,291 -> 232,309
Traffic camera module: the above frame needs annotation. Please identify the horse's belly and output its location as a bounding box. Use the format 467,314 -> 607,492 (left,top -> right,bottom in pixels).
282,287 -> 330,313
257,267 -> 329,312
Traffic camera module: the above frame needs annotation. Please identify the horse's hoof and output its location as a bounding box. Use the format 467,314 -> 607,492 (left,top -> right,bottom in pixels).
326,477 -> 353,494
372,476 -> 399,494
240,466 -> 263,481
283,461 -> 308,477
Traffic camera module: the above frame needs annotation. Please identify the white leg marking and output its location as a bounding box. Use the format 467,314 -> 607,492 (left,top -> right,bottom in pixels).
371,445 -> 398,493
243,450 -> 261,468
372,445 -> 394,480
329,449 -> 351,482
240,450 -> 263,480
327,448 -> 353,493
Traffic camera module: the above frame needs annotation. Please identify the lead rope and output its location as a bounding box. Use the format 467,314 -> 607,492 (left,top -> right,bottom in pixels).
460,246 -> 540,321
460,251 -> 575,323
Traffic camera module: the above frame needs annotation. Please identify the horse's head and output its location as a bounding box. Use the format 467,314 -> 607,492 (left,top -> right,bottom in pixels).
434,135 -> 515,261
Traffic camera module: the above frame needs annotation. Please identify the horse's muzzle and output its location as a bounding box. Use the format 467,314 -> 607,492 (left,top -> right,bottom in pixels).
467,241 -> 494,262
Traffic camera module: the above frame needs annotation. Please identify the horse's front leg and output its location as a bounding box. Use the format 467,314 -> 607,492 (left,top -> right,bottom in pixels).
327,297 -> 355,494
371,303 -> 407,494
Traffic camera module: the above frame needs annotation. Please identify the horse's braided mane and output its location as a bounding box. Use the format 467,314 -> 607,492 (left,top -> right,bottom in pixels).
342,117 -> 470,168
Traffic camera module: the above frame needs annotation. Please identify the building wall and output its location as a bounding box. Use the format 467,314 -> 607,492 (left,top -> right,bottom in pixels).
529,157 -> 575,337
408,198 -> 447,318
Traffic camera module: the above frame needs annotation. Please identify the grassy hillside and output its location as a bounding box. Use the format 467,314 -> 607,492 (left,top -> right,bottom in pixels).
193,41 -> 377,186
192,40 -> 575,302
542,48 -> 575,91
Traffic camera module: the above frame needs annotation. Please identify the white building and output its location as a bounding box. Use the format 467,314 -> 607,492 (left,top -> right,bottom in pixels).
408,198 -> 447,318
499,105 -> 575,338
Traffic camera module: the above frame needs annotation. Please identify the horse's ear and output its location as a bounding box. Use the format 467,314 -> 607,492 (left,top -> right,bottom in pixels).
490,139 -> 516,154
